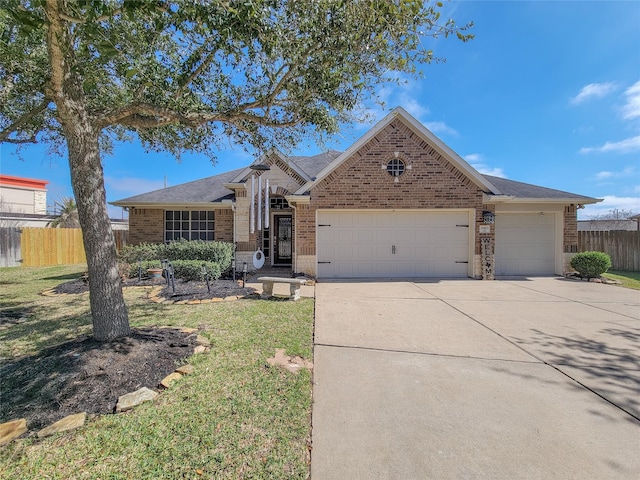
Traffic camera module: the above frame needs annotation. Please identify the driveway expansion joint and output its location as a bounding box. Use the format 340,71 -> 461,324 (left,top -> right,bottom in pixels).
313,342 -> 543,364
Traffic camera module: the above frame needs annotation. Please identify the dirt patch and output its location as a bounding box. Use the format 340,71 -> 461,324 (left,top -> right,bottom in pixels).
0,327 -> 198,430
50,278 -> 256,301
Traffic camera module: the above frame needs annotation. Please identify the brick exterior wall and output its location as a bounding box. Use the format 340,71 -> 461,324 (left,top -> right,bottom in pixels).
214,208 -> 233,242
563,205 -> 578,253
296,119 -> 488,262
129,208 -> 164,244
129,207 -> 232,245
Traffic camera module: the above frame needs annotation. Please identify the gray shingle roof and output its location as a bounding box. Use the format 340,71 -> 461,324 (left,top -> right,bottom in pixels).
111,168 -> 243,206
482,175 -> 596,200
112,156 -> 597,207
288,150 -> 342,179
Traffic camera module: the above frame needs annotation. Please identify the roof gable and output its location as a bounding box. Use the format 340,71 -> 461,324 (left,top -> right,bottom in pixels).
295,107 -> 500,195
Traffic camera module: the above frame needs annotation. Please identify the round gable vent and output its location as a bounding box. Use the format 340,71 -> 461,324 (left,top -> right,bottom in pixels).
386,158 -> 406,177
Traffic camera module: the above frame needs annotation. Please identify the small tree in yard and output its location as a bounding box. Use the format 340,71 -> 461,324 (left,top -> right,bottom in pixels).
0,1 -> 472,341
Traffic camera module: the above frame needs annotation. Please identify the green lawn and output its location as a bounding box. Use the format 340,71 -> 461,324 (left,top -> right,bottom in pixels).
0,265 -> 314,479
603,270 -> 640,290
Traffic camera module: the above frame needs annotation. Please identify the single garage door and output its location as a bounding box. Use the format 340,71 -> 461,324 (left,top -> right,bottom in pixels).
494,213 -> 556,276
316,210 -> 470,278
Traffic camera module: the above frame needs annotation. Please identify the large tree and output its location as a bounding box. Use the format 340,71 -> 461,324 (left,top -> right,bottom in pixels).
0,0 -> 472,341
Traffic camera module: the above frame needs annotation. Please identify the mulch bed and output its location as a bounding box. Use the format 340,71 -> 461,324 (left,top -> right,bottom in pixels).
51,277 -> 257,301
0,327 -> 199,430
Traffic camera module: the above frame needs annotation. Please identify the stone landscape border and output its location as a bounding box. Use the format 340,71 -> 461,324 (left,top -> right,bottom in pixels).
0,327 -> 211,447
41,284 -> 251,304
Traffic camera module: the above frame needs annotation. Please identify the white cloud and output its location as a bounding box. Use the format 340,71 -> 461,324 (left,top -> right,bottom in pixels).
398,94 -> 430,121
424,121 -> 458,136
579,195 -> 640,219
464,153 -> 483,163
595,171 -> 613,180
570,82 -> 617,105
463,153 -> 506,178
622,80 -> 640,120
595,166 -> 636,180
580,135 -> 640,154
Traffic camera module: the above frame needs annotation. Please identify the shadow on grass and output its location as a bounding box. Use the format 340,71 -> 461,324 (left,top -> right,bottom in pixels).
42,272 -> 85,281
0,327 -> 197,430
0,301 -> 92,363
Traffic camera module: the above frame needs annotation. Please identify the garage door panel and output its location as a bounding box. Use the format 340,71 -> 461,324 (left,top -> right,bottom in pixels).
495,214 -> 555,276
317,210 -> 470,278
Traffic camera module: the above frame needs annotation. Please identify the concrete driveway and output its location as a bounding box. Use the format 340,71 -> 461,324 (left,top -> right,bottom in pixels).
311,278 -> 640,479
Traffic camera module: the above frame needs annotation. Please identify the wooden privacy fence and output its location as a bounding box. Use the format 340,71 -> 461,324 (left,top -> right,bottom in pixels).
578,230 -> 640,272
0,227 -> 129,267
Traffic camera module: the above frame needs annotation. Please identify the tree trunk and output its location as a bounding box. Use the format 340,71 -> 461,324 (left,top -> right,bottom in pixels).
67,128 -> 131,341
45,0 -> 130,341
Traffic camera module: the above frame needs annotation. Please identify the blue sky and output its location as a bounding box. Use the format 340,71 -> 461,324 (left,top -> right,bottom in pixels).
1,1 -> 639,220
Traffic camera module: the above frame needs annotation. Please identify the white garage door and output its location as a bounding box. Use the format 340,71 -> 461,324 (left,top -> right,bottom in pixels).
316,210 -> 470,278
494,213 -> 556,276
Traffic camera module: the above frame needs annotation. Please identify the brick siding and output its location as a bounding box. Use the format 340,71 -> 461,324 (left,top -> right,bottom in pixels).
129,208 -> 164,244
129,207 -> 232,245
563,205 -> 578,253
296,119 -> 488,257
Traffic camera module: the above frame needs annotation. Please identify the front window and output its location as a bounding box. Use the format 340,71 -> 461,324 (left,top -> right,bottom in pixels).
165,210 -> 214,242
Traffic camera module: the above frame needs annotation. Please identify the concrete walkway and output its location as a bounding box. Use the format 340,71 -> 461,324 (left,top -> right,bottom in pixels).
311,278 -> 640,479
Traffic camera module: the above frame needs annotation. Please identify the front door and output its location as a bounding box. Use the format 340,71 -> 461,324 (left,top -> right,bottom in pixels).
274,215 -> 292,265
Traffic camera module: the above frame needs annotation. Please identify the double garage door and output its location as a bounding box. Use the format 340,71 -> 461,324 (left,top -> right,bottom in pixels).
316,210 -> 471,278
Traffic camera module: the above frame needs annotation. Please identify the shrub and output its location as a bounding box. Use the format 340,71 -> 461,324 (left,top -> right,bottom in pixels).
570,251 -> 611,278
126,260 -> 163,278
118,243 -> 163,264
170,260 -> 222,281
119,240 -> 234,271
161,239 -> 234,269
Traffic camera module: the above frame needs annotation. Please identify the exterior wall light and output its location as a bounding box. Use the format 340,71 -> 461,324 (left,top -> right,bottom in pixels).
482,211 -> 495,224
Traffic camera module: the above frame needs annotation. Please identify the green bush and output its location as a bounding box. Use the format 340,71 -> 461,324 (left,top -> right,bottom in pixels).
570,251 -> 612,278
125,260 -> 221,281
171,260 -> 222,281
119,243 -> 163,264
119,240 -> 234,271
127,260 -> 163,278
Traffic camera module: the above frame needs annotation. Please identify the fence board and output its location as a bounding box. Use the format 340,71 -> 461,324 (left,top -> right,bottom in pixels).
17,228 -> 129,267
0,228 -> 22,267
578,231 -> 640,272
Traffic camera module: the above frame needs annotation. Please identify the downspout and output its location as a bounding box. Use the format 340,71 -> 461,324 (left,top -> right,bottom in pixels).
289,201 -> 297,274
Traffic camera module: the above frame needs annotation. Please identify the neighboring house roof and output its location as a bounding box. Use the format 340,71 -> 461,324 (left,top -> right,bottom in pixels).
112,168 -> 243,207
483,175 -> 598,203
577,219 -> 639,231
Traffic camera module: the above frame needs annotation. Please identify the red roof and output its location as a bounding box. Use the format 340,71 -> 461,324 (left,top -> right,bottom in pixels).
0,174 -> 48,190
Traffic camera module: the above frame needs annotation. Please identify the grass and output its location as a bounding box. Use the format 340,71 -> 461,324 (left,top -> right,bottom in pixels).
602,269 -> 640,290
0,266 -> 314,479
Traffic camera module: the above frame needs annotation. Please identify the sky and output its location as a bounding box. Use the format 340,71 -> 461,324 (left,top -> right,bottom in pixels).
1,1 -> 639,220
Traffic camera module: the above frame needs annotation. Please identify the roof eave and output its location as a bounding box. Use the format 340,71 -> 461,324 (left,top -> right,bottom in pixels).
109,201 -> 234,209
484,195 -> 602,205
285,194 -> 310,204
